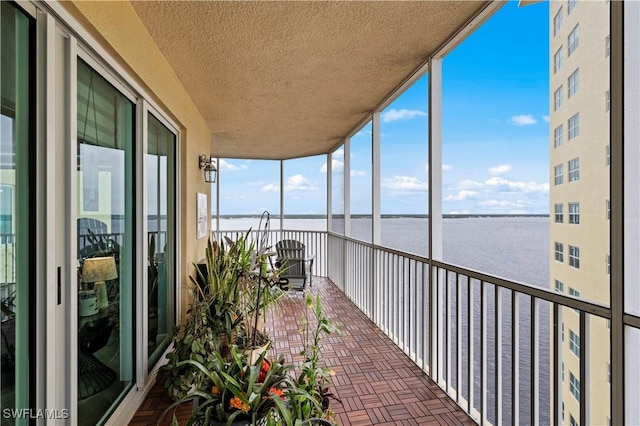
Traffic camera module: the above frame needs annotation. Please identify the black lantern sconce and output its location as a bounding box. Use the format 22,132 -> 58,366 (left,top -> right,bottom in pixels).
199,154 -> 217,183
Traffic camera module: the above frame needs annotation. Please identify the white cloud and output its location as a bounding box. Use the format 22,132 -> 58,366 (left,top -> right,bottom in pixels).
489,164 -> 512,175
351,170 -> 366,177
382,175 -> 428,195
285,174 -> 318,192
219,159 -> 248,171
445,190 -> 479,201
261,184 -> 279,193
320,158 -> 344,173
477,199 -> 532,208
448,210 -> 470,215
456,179 -> 483,190
510,114 -> 537,126
543,115 -> 550,123
485,176 -> 549,193
382,108 -> 428,123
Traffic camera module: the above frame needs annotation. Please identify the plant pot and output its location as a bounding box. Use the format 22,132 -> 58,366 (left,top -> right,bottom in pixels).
242,341 -> 270,366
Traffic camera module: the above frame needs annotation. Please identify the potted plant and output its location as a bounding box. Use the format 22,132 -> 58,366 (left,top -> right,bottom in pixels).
162,225 -> 289,405
160,347 -> 293,426
289,293 -> 341,423
162,294 -> 221,400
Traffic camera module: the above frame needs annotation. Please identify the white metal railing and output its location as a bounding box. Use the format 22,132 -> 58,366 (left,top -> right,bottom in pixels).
325,232 -> 640,426
214,229 -> 327,278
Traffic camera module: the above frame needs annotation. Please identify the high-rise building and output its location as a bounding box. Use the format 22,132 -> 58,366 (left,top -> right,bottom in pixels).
549,0 -> 610,424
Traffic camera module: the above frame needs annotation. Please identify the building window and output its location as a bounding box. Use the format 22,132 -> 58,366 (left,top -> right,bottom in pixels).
607,144 -> 610,166
607,254 -> 611,275
607,199 -> 610,220
606,90 -> 610,112
569,372 -> 580,401
554,124 -> 564,148
555,242 -> 564,262
608,362 -> 611,384
554,7 -> 564,36
606,34 -> 610,57
563,402 -> 565,420
569,330 -> 580,357
570,414 -> 579,426
555,203 -> 564,223
569,287 -> 580,298
568,24 -> 580,56
555,164 -> 564,185
568,0 -> 577,13
555,279 -> 564,292
568,158 -> 580,182
562,362 -> 565,381
569,202 -> 579,224
569,245 -> 580,269
568,69 -> 579,98
554,86 -> 563,111
554,47 -> 564,73
562,322 -> 565,341
569,113 -> 580,139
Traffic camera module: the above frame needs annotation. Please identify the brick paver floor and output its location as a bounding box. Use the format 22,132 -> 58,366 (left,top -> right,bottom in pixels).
129,278 -> 475,426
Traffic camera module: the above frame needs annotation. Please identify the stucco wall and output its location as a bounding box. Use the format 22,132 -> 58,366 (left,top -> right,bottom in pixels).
61,0 -> 211,319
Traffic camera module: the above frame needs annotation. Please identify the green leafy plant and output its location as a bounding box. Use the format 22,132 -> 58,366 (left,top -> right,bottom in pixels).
159,347 -> 293,425
162,296 -> 220,400
290,293 -> 341,422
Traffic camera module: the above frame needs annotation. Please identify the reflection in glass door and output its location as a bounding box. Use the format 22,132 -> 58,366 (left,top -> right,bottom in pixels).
147,114 -> 175,368
1,2 -> 33,423
76,59 -> 134,425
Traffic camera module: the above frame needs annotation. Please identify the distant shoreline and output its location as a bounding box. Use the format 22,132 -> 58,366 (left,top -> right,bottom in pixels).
215,214 -> 550,219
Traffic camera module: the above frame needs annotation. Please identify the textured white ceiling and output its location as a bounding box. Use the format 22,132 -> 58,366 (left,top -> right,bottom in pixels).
130,1 -> 489,160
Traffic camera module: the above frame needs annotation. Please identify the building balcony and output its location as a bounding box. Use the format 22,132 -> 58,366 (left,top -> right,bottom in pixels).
131,277 -> 475,426
128,229 -> 616,425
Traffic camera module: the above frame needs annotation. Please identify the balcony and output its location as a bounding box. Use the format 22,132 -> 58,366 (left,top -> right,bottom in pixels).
128,228 -> 616,425
2,1 -> 637,425
131,276 -> 475,426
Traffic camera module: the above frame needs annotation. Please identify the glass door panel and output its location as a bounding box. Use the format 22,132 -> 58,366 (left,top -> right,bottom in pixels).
76,59 -> 134,425
1,2 -> 33,422
147,114 -> 175,368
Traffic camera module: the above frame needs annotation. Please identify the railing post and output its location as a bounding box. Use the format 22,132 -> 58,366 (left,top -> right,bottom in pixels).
612,1 -> 625,425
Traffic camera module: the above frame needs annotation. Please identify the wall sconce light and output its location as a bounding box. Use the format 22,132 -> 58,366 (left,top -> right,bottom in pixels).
199,154 -> 217,183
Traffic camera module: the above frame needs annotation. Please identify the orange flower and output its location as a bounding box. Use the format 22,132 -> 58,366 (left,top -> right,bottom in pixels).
230,397 -> 249,413
263,387 -> 285,400
269,387 -> 284,398
211,386 -> 221,395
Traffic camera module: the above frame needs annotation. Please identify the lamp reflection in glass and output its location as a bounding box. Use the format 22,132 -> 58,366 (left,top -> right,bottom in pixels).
199,154 -> 217,183
81,256 -> 118,312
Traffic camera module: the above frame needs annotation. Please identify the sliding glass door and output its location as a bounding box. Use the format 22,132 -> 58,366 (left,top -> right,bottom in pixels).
1,2 -> 33,423
76,59 -> 134,425
147,113 -> 176,368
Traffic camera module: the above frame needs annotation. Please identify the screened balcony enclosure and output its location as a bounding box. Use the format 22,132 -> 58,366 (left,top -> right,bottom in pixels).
129,0 -> 636,422
4,0 -> 637,425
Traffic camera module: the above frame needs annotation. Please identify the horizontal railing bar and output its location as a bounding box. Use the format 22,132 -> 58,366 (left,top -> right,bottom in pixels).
623,313 -> 640,328
432,260 -> 611,319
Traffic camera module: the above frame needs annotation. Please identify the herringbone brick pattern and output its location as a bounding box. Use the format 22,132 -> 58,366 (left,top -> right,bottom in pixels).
129,278 -> 475,426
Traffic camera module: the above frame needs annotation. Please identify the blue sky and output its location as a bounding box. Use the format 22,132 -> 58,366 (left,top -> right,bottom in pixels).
217,1 -> 549,216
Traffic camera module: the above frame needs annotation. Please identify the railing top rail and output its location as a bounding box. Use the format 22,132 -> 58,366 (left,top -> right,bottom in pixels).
431,259 -> 611,320
327,231 -> 429,262
327,231 -> 611,320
